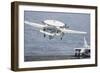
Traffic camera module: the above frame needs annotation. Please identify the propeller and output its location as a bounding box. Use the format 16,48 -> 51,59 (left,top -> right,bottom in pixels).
65,24 -> 69,28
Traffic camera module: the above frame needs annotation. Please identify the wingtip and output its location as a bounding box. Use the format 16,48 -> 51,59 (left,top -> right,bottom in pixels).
83,32 -> 87,34
24,20 -> 29,24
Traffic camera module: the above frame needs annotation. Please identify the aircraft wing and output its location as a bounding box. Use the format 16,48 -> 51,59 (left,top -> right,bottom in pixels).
24,21 -> 47,28
59,28 -> 87,34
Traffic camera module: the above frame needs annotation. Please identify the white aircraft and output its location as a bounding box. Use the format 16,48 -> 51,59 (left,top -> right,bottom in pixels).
74,37 -> 90,57
24,20 -> 87,40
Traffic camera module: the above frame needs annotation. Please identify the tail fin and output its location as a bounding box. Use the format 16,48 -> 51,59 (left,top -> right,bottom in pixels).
83,37 -> 89,48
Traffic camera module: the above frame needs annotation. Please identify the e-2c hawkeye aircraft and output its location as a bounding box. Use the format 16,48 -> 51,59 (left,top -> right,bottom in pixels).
24,20 -> 87,40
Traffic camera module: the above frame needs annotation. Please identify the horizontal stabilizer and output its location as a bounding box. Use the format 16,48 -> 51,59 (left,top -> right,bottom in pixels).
40,30 -> 55,36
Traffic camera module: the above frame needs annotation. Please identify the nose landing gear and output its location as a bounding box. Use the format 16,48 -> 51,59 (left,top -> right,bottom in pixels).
60,32 -> 64,40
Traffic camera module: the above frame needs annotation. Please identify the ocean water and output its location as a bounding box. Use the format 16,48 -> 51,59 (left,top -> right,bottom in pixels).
24,11 -> 90,61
